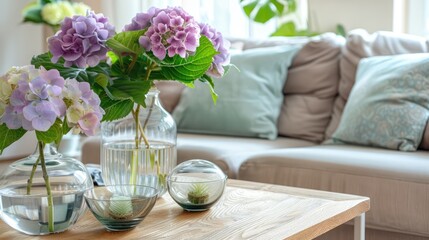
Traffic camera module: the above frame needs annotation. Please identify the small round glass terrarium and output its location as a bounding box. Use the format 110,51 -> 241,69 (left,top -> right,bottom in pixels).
167,159 -> 227,211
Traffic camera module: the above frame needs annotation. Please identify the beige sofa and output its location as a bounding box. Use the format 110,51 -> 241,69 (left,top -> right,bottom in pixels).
81,29 -> 429,240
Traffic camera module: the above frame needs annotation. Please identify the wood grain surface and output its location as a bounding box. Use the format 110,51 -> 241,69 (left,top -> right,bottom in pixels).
0,179 -> 370,240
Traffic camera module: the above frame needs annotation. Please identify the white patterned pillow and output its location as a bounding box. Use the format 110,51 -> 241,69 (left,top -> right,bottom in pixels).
332,54 -> 429,151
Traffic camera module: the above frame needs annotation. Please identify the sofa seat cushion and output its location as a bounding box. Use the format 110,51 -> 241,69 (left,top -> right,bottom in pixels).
79,133 -> 316,178
177,133 -> 316,178
238,145 -> 429,236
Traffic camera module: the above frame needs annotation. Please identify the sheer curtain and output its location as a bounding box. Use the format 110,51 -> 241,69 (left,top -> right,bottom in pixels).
404,0 -> 429,37
98,0 -> 280,38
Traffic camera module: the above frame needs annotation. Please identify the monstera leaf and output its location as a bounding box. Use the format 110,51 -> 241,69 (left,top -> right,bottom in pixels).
240,0 -> 296,23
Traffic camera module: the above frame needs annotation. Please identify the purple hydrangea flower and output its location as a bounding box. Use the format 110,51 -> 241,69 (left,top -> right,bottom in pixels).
2,105 -> 27,129
23,100 -> 58,131
1,68 -> 66,131
0,65 -> 104,136
48,11 -> 115,68
199,23 -> 231,78
124,7 -> 200,60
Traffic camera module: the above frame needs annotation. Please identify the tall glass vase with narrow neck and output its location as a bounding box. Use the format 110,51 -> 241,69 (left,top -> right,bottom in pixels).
100,86 -> 177,196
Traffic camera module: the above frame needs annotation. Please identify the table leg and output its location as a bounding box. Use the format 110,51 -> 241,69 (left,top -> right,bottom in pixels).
354,213 -> 365,240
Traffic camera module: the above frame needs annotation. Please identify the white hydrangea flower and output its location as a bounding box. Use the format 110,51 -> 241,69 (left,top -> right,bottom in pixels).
42,1 -> 74,25
73,2 -> 91,16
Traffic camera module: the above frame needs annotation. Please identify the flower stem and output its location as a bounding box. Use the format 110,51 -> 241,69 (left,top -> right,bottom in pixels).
38,141 -> 55,232
129,106 -> 140,186
128,60 -> 157,187
26,155 -> 40,195
127,55 -> 138,73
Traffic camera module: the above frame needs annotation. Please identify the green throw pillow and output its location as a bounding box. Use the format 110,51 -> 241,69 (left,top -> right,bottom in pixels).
332,53 -> 429,151
172,45 -> 301,140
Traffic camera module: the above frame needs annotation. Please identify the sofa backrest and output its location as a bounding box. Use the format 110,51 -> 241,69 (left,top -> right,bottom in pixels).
279,33 -> 344,142
157,34 -> 344,143
157,29 -> 429,148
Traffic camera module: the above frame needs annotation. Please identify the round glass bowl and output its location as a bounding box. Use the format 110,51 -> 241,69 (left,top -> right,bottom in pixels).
0,145 -> 93,235
84,185 -> 158,231
167,160 -> 227,211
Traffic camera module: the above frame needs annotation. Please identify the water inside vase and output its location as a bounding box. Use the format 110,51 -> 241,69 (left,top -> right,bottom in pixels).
0,183 -> 86,235
102,140 -> 176,196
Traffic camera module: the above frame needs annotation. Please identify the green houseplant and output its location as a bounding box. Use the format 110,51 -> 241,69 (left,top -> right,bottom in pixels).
240,0 -> 346,37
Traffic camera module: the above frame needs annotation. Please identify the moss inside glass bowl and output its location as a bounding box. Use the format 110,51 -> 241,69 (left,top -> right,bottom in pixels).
84,185 -> 158,231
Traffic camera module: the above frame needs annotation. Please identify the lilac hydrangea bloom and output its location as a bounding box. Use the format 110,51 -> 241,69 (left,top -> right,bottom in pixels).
23,100 -> 58,131
124,7 -> 200,60
0,66 -> 104,136
1,67 -> 66,131
199,23 -> 231,78
48,11 -> 115,68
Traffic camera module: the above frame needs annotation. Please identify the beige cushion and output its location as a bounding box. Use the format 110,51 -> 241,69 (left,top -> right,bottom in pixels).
230,36 -> 309,50
278,33 -> 345,142
238,144 -> 429,237
155,81 -> 185,113
325,29 -> 429,143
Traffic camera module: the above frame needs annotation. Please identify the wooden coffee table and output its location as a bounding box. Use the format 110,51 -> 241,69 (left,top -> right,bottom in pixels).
0,179 -> 369,240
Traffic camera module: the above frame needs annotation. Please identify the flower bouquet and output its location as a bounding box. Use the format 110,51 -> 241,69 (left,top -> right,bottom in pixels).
30,7 -> 231,193
0,5 -> 231,235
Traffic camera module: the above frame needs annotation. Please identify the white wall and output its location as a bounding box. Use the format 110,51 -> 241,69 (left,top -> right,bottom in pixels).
0,0 -> 43,159
0,1 -> 44,74
308,0 -> 394,33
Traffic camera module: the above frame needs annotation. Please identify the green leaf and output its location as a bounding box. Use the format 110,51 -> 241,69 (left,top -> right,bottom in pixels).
99,91 -> 134,121
270,0 -> 284,14
286,0 -> 297,12
40,0 -> 56,5
336,24 -> 347,37
240,0 -> 290,23
36,119 -> 62,144
95,73 -> 109,88
156,36 -> 217,82
271,21 -> 296,36
240,0 -> 258,17
107,51 -> 119,64
106,30 -> 145,55
182,82 -> 194,88
111,55 -> 152,80
22,2 -> 43,24
253,3 -> 276,23
62,117 -> 71,136
31,52 -> 111,85
109,80 -> 152,106
0,125 -> 26,154
199,75 -> 218,104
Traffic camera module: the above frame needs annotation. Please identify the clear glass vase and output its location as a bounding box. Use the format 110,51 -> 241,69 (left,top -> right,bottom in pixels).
100,87 -> 177,196
0,142 -> 93,235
